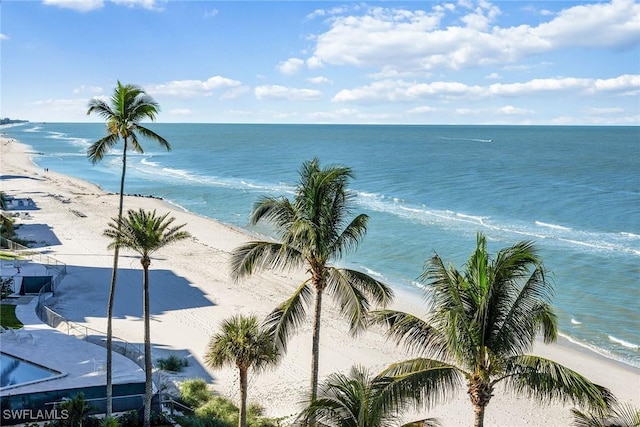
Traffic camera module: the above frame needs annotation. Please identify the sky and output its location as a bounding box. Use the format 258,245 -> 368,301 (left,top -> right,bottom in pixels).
1,0 -> 639,125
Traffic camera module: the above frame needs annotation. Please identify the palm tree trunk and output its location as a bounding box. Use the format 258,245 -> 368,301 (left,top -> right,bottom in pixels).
310,287 -> 323,402
239,367 -> 248,427
143,261 -> 152,427
473,404 -> 486,427
468,375 -> 492,427
106,140 -> 128,417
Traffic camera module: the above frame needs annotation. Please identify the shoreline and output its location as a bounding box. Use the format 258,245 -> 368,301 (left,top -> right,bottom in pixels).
2,135 -> 638,424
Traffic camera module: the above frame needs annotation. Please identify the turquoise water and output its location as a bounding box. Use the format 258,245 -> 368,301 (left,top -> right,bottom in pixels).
3,123 -> 639,367
0,352 -> 59,388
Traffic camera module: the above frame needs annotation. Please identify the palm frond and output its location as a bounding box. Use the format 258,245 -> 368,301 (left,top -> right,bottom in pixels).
204,314 -> 280,372
571,402 -> 640,427
331,213 -> 369,258
369,310 -> 449,360
421,253 -> 477,366
250,196 -> 296,231
501,354 -> 615,412
136,125 -> 171,151
378,358 -> 464,411
488,262 -> 557,358
87,134 -> 119,164
103,209 -> 190,257
229,241 -> 303,281
325,268 -> 394,335
86,98 -> 114,120
263,280 -> 314,352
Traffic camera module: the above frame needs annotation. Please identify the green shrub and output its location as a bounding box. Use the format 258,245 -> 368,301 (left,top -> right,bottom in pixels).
157,355 -> 189,372
194,397 -> 238,424
115,410 -> 139,427
180,379 -> 212,408
100,416 -> 118,427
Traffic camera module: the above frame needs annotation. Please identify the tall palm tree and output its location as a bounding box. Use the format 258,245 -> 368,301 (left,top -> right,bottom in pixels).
87,81 -> 170,416
104,208 -> 190,427
371,233 -> 614,427
204,314 -> 280,427
230,158 -> 394,403
297,365 -> 441,427
572,403 -> 640,427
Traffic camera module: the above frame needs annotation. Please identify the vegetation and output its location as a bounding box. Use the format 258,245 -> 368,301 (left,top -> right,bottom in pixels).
47,393 -> 93,427
1,191 -> 16,241
0,118 -> 28,125
204,315 -> 280,427
229,158 -> 393,405
157,354 -> 189,372
104,208 -> 190,427
297,365 -> 440,427
177,380 -> 282,427
87,81 -> 170,417
0,251 -> 20,260
572,402 -> 640,427
180,379 -> 213,408
371,233 -> 614,427
0,303 -> 23,328
1,278 -> 15,299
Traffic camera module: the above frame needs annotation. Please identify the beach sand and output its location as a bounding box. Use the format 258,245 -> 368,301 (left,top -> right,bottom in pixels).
1,135 -> 638,425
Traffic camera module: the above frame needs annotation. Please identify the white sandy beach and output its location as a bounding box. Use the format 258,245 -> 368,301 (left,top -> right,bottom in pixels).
1,134 -> 638,426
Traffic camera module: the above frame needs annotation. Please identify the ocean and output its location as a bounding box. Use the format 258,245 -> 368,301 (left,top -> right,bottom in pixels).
3,122 -> 639,367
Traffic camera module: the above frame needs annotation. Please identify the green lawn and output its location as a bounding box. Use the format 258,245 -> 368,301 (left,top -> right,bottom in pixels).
0,304 -> 23,329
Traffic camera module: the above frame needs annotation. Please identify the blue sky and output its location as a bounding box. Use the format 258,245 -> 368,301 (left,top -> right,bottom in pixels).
1,0 -> 639,124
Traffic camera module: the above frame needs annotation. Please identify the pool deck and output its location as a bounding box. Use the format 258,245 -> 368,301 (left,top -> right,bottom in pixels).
0,297 -> 144,396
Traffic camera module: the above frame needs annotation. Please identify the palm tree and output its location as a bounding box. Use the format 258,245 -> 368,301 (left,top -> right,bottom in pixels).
572,403 -> 640,427
204,314 -> 280,427
371,233 -> 614,427
87,81 -> 170,416
0,192 -> 14,240
104,208 -> 190,427
297,365 -> 441,427
229,158 -> 394,403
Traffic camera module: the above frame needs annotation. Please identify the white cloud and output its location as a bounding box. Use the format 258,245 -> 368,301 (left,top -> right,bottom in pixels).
203,8 -> 219,18
169,108 -> 192,116
42,0 -> 104,12
43,0 -> 165,12
589,74 -> 640,95
0,33 -> 9,41
277,58 -> 305,75
496,105 -> 534,115
306,108 -> 360,120
254,85 -> 322,101
585,107 -> 625,114
147,76 -> 242,98
485,72 -> 501,80
407,106 -> 440,114
534,0 -> 640,48
111,0 -> 164,11
333,79 -> 483,103
332,74 -> 640,103
307,76 -> 332,84
73,85 -> 103,94
454,105 -> 534,116
307,1 -> 640,74
33,98 -> 87,111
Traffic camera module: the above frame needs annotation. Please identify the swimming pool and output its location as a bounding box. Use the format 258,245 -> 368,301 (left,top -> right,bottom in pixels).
0,352 -> 62,390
